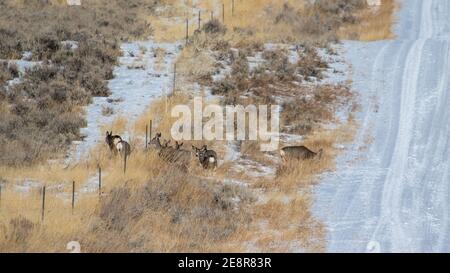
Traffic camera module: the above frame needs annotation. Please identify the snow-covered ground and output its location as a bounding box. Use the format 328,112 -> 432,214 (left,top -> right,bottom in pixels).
69,41 -> 180,161
313,0 -> 450,252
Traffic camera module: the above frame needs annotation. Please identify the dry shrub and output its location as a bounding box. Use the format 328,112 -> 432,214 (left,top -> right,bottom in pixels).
0,61 -> 18,85
297,47 -> 329,81
0,0 -> 160,166
202,19 -> 227,35
281,85 -> 353,135
339,0 -> 396,41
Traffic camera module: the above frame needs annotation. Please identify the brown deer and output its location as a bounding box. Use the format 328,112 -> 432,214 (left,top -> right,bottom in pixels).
149,134 -> 192,168
171,141 -> 192,167
105,131 -> 122,155
148,133 -> 164,150
116,139 -> 131,158
280,146 -> 323,162
149,133 -> 172,158
192,145 -> 218,170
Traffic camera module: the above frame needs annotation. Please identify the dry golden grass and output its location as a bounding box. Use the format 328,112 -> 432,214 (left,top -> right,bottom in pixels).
0,163 -> 91,186
0,84 -> 357,253
149,0 -> 308,44
0,184 -> 99,252
0,0 -> 369,252
339,0 -> 397,41
236,120 -> 356,252
176,44 -> 216,82
150,0 -> 396,44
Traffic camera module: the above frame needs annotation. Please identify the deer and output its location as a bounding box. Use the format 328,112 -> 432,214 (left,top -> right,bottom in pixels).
280,146 -> 323,162
148,133 -> 177,161
105,131 -> 122,155
192,145 -> 218,170
149,133 -> 169,156
148,133 -> 164,150
116,139 -> 131,158
149,134 -> 192,168
171,141 -> 192,167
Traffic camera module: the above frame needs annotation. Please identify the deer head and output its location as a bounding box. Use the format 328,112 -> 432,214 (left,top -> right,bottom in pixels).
192,145 -> 201,158
148,133 -> 163,149
175,141 -> 184,149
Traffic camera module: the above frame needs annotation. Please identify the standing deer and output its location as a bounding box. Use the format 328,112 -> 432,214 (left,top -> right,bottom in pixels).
192,145 -> 218,170
280,146 -> 323,161
105,131 -> 122,155
116,139 -> 131,158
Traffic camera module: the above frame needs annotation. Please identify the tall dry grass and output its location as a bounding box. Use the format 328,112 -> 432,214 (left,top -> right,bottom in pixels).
151,0 -> 396,44
0,92 -> 253,252
339,0 -> 397,41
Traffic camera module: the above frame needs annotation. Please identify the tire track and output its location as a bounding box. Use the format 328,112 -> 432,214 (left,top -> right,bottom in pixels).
314,0 -> 450,252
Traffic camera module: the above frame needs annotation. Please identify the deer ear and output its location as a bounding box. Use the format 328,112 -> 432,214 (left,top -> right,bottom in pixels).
180,142 -> 184,147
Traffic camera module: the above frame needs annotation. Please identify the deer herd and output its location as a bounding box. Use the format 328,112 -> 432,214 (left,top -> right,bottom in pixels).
105,131 -> 323,171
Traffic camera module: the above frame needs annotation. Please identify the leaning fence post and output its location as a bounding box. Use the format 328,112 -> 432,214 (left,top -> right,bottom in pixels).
71,181 -> 75,214
98,166 -> 102,198
41,186 -> 46,223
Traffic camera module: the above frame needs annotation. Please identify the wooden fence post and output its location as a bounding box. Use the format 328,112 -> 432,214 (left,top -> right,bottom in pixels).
124,155 -> 127,174
186,18 -> 189,45
232,0 -> 235,16
145,124 -> 148,149
223,3 -> 225,23
98,166 -> 102,198
173,63 -> 177,95
149,120 -> 153,141
41,186 -> 46,222
211,10 -> 214,20
198,10 -> 201,30
72,181 -> 75,214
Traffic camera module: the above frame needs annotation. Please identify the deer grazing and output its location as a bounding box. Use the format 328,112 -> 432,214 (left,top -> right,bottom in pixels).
149,134 -> 192,168
280,146 -> 323,162
171,141 -> 192,167
192,145 -> 218,170
105,131 -> 131,158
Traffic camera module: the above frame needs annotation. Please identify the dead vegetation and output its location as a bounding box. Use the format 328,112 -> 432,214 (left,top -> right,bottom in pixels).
0,0 -> 160,166
0,0 -> 388,253
281,84 -> 354,135
165,0 -> 367,252
0,94 -> 254,252
339,0 -> 397,41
